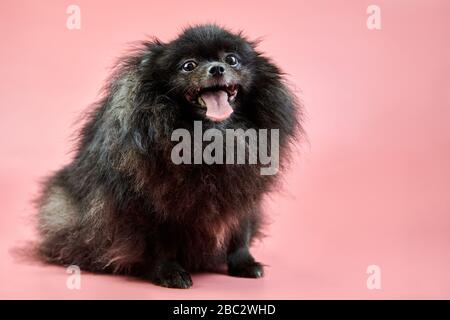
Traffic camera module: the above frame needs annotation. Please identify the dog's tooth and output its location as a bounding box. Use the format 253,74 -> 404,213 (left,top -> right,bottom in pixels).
198,96 -> 205,106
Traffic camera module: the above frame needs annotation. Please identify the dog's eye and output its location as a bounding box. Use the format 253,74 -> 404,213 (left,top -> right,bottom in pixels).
181,60 -> 198,72
224,54 -> 239,66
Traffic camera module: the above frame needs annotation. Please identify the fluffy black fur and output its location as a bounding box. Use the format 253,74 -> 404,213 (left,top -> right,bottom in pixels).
36,25 -> 301,288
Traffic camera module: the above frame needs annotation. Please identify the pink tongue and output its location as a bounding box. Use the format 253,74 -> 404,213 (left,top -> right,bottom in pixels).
201,90 -> 233,122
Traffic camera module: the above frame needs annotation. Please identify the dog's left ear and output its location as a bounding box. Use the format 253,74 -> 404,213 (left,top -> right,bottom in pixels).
236,30 -> 261,51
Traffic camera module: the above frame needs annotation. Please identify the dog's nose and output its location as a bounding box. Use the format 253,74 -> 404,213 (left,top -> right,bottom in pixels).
208,64 -> 225,76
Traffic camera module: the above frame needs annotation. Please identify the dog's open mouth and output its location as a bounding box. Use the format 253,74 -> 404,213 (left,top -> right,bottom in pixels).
186,84 -> 238,122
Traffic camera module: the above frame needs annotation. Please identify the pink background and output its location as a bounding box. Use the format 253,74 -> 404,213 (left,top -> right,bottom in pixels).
1,0 -> 450,299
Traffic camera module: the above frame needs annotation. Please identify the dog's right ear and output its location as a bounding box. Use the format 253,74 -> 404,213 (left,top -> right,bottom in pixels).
139,39 -> 166,69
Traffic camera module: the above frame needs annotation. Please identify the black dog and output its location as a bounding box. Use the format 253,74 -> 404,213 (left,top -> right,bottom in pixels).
36,25 -> 301,288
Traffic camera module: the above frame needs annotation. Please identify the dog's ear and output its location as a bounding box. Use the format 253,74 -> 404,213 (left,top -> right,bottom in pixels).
139,39 -> 166,69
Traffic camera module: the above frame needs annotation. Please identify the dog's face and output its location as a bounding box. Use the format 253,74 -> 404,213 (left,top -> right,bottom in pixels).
178,51 -> 244,122
147,26 -> 258,122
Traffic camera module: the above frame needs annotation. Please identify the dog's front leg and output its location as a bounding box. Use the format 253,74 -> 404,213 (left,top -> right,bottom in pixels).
227,221 -> 264,278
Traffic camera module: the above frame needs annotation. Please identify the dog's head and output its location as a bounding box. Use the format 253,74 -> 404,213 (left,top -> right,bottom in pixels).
140,25 -> 262,122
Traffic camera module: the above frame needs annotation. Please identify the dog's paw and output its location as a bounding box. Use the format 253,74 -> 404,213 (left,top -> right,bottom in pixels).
228,261 -> 264,278
152,263 -> 193,289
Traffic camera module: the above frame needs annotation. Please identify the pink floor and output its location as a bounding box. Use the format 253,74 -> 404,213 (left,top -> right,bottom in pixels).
1,0 -> 450,299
